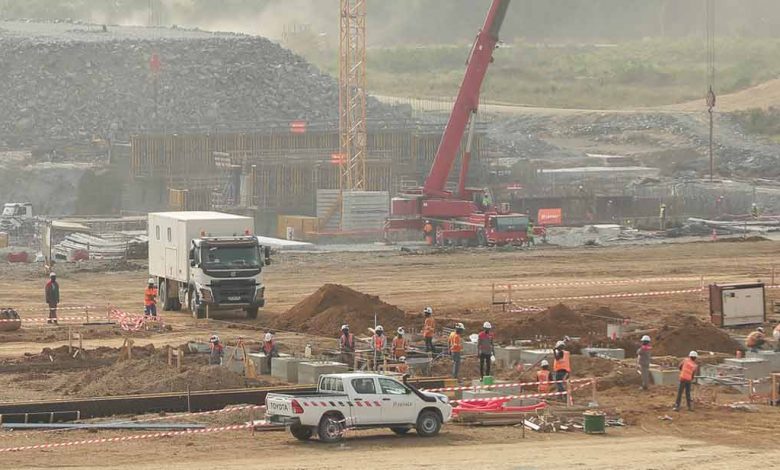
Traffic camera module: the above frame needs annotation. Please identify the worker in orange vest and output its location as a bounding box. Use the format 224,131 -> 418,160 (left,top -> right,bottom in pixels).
397,356 -> 410,375
448,323 -> 465,379
423,220 -> 434,245
674,350 -> 699,411
746,327 -> 766,352
553,340 -> 571,397
537,359 -> 552,393
144,278 -> 158,317
392,327 -> 408,360
371,325 -> 387,371
423,307 -> 436,353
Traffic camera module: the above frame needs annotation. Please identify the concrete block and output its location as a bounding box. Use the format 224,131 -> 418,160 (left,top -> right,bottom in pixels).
271,357 -> 308,382
297,361 -> 349,385
248,352 -> 291,375
649,368 -> 679,386
519,349 -> 553,364
462,390 -> 501,400
222,346 -> 246,375
746,351 -> 780,372
723,357 -> 773,380
494,346 -> 524,367
581,348 -> 625,360
462,342 -> 478,355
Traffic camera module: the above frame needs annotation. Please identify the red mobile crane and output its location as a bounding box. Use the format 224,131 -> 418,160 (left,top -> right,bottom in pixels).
387,0 -> 538,246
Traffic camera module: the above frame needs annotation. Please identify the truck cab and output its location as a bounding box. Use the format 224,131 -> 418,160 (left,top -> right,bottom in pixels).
0,203 -> 34,232
266,373 -> 452,443
187,235 -> 270,318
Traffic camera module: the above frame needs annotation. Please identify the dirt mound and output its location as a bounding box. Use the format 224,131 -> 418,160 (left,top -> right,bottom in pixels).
274,284 -> 406,337
651,315 -> 741,357
498,304 -> 624,341
55,357 -> 259,397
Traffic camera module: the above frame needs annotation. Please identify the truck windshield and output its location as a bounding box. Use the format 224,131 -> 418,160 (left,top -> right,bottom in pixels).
201,245 -> 260,269
494,216 -> 528,232
2,205 -> 15,217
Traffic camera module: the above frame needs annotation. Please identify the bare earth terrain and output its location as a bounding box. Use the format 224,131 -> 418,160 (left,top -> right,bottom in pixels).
1,240 -> 779,469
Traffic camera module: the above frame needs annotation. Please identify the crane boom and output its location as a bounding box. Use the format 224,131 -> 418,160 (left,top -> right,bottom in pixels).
422,0 -> 510,197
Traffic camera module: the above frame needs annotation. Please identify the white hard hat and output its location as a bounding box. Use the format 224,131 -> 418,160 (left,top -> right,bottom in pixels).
375,325 -> 384,332
689,350 -> 698,358
555,340 -> 566,349
49,272 -> 56,277
397,327 -> 405,335
341,324 -> 349,330
399,356 -> 406,362
483,321 -> 492,329
209,335 -> 219,343
540,359 -> 549,367
148,277 -> 155,285
641,335 -> 651,342
424,307 -> 433,315
455,322 -> 465,330
264,332 -> 273,342
757,327 -> 765,333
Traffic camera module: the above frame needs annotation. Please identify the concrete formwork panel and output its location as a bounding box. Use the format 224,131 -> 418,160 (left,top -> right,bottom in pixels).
520,349 -> 553,365
581,348 -> 626,360
723,357 -> 773,380
649,368 -> 679,386
248,352 -> 291,375
494,346 -> 524,367
297,361 -> 349,385
271,357 -> 308,382
746,351 -> 780,372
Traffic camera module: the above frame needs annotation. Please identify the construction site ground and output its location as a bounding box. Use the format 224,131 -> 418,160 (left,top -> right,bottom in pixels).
1,240 -> 780,468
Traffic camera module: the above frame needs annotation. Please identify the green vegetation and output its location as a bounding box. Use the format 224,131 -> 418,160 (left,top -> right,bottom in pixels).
340,38 -> 780,109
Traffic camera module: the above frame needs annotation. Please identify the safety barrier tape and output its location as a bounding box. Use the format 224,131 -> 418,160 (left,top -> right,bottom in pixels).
519,288 -> 704,303
0,423 -> 254,453
15,306 -> 103,312
502,276 -> 710,290
423,377 -> 593,393
507,306 -> 545,313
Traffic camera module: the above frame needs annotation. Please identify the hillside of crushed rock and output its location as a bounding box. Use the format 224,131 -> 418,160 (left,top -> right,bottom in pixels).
0,20 -> 405,148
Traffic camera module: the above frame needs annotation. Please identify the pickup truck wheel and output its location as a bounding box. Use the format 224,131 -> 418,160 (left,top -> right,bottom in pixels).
317,414 -> 345,443
415,410 -> 441,437
390,426 -> 411,435
289,423 -> 313,441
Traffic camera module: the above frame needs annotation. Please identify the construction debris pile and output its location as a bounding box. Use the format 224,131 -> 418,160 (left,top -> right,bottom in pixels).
650,315 -> 742,356
274,284 -> 406,337
499,304 -> 625,342
0,20 -> 406,148
53,232 -> 147,261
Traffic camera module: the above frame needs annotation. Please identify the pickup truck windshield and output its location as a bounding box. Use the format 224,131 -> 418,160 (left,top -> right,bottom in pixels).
202,245 -> 260,269
494,216 -> 528,232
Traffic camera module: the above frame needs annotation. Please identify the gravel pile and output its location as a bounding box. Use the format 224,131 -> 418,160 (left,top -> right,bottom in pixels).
0,20 -> 403,148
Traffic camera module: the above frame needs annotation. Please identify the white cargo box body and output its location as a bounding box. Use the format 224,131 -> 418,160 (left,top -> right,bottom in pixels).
148,212 -> 254,283
709,282 -> 766,327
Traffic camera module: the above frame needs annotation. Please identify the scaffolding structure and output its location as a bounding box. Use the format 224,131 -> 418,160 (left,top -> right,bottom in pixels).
339,0 -> 368,192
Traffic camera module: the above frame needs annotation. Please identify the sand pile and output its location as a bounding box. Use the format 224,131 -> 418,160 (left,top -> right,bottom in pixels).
54,357 -> 258,397
499,304 -> 624,341
651,315 -> 741,357
275,284 -> 406,337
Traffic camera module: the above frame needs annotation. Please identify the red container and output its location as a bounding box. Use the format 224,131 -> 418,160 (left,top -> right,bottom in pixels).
421,199 -> 476,218
391,197 -> 420,217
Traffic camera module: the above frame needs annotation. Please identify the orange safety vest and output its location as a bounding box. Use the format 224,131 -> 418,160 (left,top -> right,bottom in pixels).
746,331 -> 764,348
340,333 -> 355,350
537,369 -> 552,392
679,358 -> 697,382
448,332 -> 463,353
423,317 -> 435,338
554,350 -> 571,373
144,287 -> 157,306
392,336 -> 407,357
373,334 -> 386,351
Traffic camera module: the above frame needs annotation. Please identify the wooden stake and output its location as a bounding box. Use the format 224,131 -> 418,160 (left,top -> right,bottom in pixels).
591,378 -> 598,404
566,378 -> 573,407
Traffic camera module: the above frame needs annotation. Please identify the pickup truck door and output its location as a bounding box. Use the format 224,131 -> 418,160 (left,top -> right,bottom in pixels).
348,377 -> 383,425
377,377 -> 419,424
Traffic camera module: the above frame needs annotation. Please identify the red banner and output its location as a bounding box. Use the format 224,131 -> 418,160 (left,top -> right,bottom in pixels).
290,120 -> 307,134
537,208 -> 562,225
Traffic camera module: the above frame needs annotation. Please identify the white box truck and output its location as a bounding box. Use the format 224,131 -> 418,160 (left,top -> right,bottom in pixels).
148,212 -> 270,319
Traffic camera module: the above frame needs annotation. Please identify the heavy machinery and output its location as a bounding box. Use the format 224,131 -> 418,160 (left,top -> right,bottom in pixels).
148,212 -> 271,319
386,0 -> 542,246
0,202 -> 34,233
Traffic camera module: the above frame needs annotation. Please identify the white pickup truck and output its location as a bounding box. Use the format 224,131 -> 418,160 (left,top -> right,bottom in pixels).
265,373 -> 452,442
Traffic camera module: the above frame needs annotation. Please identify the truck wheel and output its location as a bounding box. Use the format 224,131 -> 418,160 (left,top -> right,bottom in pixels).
317,414 -> 345,443
245,306 -> 259,320
415,410 -> 441,437
289,423 -> 313,441
390,426 -> 411,435
189,291 -> 205,319
159,280 -> 172,311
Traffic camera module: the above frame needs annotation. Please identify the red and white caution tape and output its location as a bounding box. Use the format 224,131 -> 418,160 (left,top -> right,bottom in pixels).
520,288 -> 703,303
0,423 -> 253,453
423,377 -> 592,393
508,306 -> 545,313
504,277 -> 707,290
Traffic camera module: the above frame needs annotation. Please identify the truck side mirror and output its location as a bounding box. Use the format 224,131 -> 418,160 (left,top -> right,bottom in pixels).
264,246 -> 272,265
